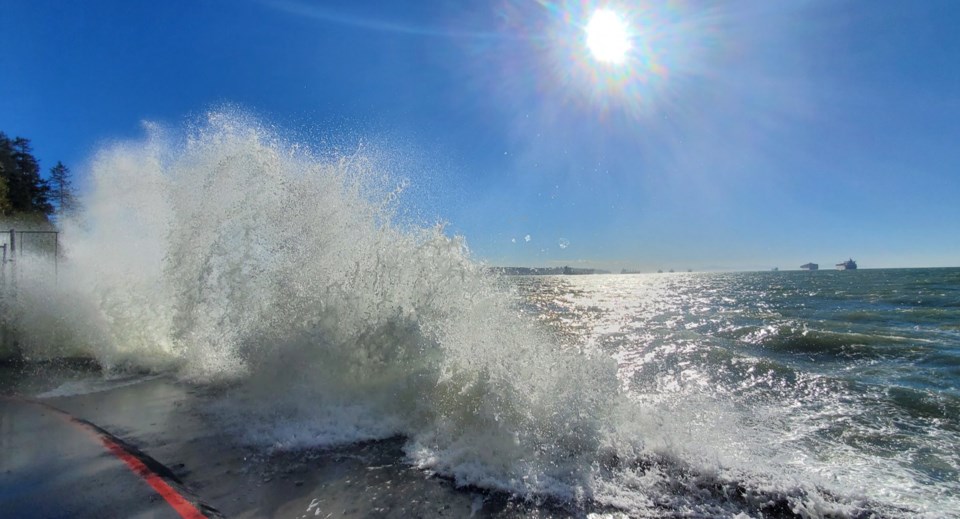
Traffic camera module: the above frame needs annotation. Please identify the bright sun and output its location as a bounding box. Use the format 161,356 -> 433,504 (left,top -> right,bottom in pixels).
585,9 -> 631,64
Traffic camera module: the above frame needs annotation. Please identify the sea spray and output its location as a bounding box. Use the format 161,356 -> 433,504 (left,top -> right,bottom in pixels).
5,112 -> 924,516
5,112 -> 621,501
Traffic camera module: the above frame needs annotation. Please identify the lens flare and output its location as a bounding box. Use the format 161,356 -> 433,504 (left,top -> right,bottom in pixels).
585,9 -> 631,64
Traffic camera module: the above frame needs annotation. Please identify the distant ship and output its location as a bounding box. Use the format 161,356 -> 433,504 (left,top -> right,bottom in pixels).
800,263 -> 819,271
836,258 -> 857,270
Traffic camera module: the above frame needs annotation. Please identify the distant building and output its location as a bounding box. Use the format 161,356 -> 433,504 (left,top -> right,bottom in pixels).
800,263 -> 819,271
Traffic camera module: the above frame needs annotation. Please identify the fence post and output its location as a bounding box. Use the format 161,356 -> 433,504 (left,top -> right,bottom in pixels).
8,229 -> 14,256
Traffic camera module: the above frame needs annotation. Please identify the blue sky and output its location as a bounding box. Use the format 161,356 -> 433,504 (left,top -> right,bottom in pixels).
2,0 -> 959,270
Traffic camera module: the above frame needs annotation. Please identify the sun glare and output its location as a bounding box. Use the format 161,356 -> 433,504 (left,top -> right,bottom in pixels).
585,9 -> 631,64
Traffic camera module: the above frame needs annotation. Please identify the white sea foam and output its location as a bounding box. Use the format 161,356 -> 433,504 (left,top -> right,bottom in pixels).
5,111 -> 620,497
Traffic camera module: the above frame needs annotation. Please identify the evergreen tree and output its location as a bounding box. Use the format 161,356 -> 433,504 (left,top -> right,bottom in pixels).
0,171 -> 10,217
49,161 -> 78,218
0,133 -> 17,212
0,132 -> 53,218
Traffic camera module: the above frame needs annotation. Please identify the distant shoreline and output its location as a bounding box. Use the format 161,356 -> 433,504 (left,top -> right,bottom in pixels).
489,266 -> 960,275
488,266 -> 611,276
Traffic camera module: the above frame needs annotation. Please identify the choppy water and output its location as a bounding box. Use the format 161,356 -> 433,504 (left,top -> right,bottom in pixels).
2,113 -> 958,517
515,269 -> 960,517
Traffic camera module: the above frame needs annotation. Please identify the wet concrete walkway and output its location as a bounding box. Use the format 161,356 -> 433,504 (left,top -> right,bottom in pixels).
0,397 -> 214,518
0,372 -> 552,519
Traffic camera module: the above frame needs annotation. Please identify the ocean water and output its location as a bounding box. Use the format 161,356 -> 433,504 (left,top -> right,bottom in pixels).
512,269 -> 960,517
2,113 -> 958,517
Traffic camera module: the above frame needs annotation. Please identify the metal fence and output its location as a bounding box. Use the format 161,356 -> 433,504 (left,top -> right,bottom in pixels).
1,228 -> 61,279
1,229 -> 61,358
1,228 -> 60,257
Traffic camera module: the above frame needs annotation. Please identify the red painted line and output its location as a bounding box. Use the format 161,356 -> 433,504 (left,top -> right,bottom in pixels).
12,398 -> 213,519
97,435 -> 207,519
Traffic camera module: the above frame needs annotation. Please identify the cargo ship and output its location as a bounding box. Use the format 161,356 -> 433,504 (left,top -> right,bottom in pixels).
835,259 -> 857,270
800,263 -> 818,271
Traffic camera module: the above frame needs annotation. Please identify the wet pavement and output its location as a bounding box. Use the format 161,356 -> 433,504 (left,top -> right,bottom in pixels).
0,397 -> 204,518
